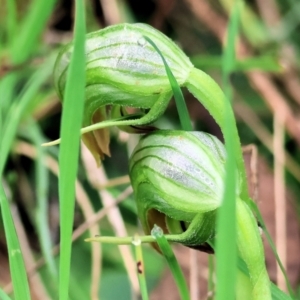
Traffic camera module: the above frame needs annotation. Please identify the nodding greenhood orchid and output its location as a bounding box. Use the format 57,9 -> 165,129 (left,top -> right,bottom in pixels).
52,23 -> 245,186
129,130 -> 271,300
53,23 -> 272,299
53,23 -> 192,164
129,130 -> 236,252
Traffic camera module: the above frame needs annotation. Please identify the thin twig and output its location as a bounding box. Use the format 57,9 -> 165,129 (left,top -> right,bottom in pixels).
189,249 -> 199,300
242,144 -> 259,202
81,143 -> 139,299
12,141 -> 101,299
234,101 -> 300,182
273,112 -> 287,291
99,0 -> 122,25
9,203 -> 51,299
255,0 -> 280,28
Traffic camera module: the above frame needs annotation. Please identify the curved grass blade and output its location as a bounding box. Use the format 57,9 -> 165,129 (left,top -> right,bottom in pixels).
0,185 -> 31,300
0,57 -> 54,176
23,122 -> 56,277
151,225 -> 190,300
144,36 -> 192,131
57,0 -> 86,298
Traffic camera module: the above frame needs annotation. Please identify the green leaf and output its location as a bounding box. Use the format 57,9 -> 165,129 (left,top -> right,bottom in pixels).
58,0 -> 86,298
5,0 -> 17,47
0,57 -> 54,176
249,201 -> 295,299
23,122 -> 57,277
215,2 -> 271,299
144,36 -> 192,131
0,185 -> 31,300
132,235 -> 149,300
191,55 -> 282,73
0,287 -> 12,300
215,2 -> 240,299
10,0 -> 56,64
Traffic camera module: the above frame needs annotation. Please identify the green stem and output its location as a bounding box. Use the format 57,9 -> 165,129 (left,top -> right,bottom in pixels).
249,201 -> 294,297
151,225 -> 190,300
185,68 -> 248,199
42,92 -> 172,147
85,235 -> 156,244
132,235 -> 149,300
235,267 -> 252,300
236,198 -> 271,300
208,255 -> 215,295
85,233 -> 198,245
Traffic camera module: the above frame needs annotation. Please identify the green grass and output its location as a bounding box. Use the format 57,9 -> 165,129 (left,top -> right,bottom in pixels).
215,2 -> 241,299
132,234 -> 149,300
144,36 -> 193,132
0,0 -> 299,299
0,3 -> 55,293
0,185 -> 31,300
57,0 -> 86,298
151,225 -> 190,300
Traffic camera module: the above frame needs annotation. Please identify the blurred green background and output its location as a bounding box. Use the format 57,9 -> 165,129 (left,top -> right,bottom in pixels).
0,0 -> 299,299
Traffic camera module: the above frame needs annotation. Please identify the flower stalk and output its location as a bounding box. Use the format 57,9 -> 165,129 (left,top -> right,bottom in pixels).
129,130 -> 271,299
51,23 -> 273,299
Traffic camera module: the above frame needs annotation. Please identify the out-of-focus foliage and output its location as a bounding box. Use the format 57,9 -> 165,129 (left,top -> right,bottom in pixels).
0,0 -> 299,299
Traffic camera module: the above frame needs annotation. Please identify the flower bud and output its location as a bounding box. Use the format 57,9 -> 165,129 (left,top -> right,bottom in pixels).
54,23 -> 193,98
129,130 -> 240,249
53,23 -> 193,164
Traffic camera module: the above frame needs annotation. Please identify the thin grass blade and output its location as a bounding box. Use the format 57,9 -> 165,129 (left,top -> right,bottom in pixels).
5,0 -> 17,47
144,36 -> 192,131
0,57 -> 54,176
215,2 -> 241,300
0,287 -> 12,300
25,122 -> 56,277
58,0 -> 86,298
0,74 -> 17,120
9,0 -> 56,64
0,185 -> 31,300
248,201 -> 294,298
270,282 -> 294,300
208,255 -> 215,296
191,55 -> 282,73
151,225 -> 190,300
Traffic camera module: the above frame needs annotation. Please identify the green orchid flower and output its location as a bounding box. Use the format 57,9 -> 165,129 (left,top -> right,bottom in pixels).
129,130 -> 271,300
52,23 -> 245,193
